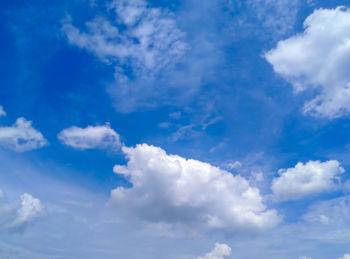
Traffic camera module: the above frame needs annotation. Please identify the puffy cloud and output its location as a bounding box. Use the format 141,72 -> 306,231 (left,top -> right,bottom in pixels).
0,192 -> 44,233
62,0 -> 188,112
197,243 -> 231,259
339,254 -> 350,259
58,124 -> 121,150
272,160 -> 345,201
110,144 -> 281,234
0,117 -> 47,152
0,106 -> 6,117
265,7 -> 350,118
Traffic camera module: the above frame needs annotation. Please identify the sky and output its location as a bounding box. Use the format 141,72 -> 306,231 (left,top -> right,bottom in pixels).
1,0 -> 350,258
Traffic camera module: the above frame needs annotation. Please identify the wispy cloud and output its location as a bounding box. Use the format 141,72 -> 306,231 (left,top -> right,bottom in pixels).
0,191 -> 44,233
58,124 -> 121,151
62,0 -> 189,112
0,106 -> 6,117
0,115 -> 47,152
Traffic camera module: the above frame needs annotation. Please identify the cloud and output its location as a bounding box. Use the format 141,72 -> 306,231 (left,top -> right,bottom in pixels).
301,196 -> 350,242
272,160 -> 345,201
110,144 -> 281,234
265,7 -> 350,119
247,0 -> 300,37
197,243 -> 231,259
299,256 -> 312,259
0,117 -> 47,152
62,0 -> 189,112
58,124 -> 121,150
0,106 -> 6,117
0,192 -> 44,233
340,254 -> 350,259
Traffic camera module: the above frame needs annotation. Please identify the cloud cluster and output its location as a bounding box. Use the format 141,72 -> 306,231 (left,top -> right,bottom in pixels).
197,243 -> 231,259
62,0 -> 188,112
110,144 -> 281,234
0,192 -> 44,233
265,7 -> 350,118
58,124 -> 121,150
272,160 -> 345,201
0,117 -> 47,152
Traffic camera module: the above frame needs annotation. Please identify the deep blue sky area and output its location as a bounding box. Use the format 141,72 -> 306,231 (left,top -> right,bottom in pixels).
1,0 -> 350,258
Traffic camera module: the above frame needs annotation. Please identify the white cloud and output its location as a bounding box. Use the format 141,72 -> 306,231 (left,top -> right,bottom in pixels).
265,7 -> 350,118
0,192 -> 44,233
0,106 -> 6,117
339,254 -> 350,259
13,193 -> 44,230
299,256 -> 312,259
0,117 -> 47,152
197,243 -> 231,259
110,144 -> 281,234
272,160 -> 345,201
58,124 -> 121,150
62,0 -> 188,112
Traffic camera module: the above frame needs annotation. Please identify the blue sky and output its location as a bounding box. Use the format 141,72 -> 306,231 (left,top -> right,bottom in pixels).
1,0 -> 350,258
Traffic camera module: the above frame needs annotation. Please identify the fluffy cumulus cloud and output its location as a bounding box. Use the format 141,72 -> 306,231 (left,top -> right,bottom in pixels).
62,0 -> 188,112
0,192 -> 44,233
272,160 -> 345,201
340,254 -> 350,259
197,243 -> 231,259
110,144 -> 281,234
265,7 -> 350,118
58,124 -> 121,150
0,117 -> 47,152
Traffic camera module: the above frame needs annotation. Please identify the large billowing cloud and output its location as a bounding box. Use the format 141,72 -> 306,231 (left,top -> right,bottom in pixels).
58,124 -> 121,150
197,243 -> 231,259
110,144 -> 281,234
62,0 -> 188,112
272,160 -> 345,201
0,117 -> 47,152
265,7 -> 350,119
0,192 -> 44,233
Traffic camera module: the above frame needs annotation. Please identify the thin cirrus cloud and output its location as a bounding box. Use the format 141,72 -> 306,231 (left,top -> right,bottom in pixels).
0,107 -> 47,152
62,0 -> 189,112
197,243 -> 231,259
0,191 -> 44,233
272,160 -> 345,201
110,144 -> 281,234
58,124 -> 121,150
265,7 -> 350,119
247,0 -> 300,37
